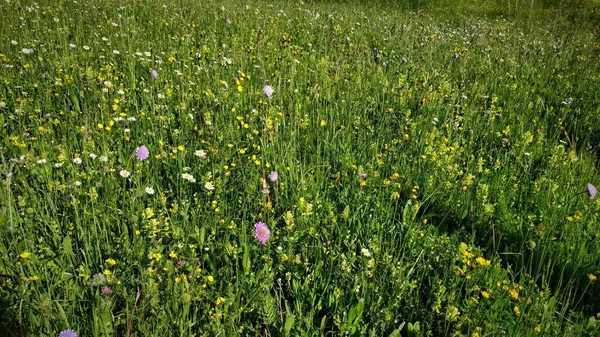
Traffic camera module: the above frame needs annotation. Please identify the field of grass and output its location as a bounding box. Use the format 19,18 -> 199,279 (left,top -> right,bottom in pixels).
1,0 -> 600,336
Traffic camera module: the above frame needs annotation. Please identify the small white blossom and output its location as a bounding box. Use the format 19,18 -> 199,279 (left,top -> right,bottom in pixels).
204,181 -> 215,190
119,169 -> 130,178
73,157 -> 82,165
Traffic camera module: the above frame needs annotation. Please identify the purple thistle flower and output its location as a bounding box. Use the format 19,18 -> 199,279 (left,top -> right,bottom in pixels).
588,183 -> 597,200
135,146 -> 149,161
101,287 -> 112,296
59,330 -> 77,337
254,221 -> 270,244
150,69 -> 158,79
269,171 -> 278,182
359,173 -> 367,179
263,85 -> 274,98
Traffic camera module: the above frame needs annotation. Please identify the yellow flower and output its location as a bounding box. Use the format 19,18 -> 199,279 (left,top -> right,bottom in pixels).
20,251 -> 32,259
475,256 -> 490,267
29,275 -> 39,281
175,277 -> 181,283
513,306 -> 520,316
169,252 -> 178,259
207,275 -> 214,282
509,289 -> 519,300
215,296 -> 226,306
320,119 -> 327,127
589,274 -> 597,281
106,258 -> 116,266
534,325 -> 541,334
103,270 -> 112,276
481,291 -> 490,299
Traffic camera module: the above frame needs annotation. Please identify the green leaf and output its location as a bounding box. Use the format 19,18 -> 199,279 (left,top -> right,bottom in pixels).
284,314 -> 295,336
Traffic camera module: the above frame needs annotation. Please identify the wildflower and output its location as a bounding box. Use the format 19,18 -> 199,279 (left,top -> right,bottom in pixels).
269,171 -> 278,182
589,274 -> 597,281
73,158 -> 82,165
145,187 -> 155,195
101,287 -> 112,296
22,48 -> 34,54
150,69 -> 158,78
37,159 -> 47,164
20,251 -> 32,259
263,85 -> 274,98
177,260 -> 186,267
181,173 -> 196,182
119,170 -> 130,178
195,150 -> 207,159
514,306 -> 520,316
254,221 -> 270,244
262,188 -> 270,195
588,183 -> 597,200
204,181 -> 215,190
135,146 -> 150,161
361,248 -> 371,257
502,137 -> 509,145
58,330 -> 77,337
106,258 -> 116,266
401,57 -> 408,63
215,296 -> 226,306
90,273 -> 107,287
358,173 -> 367,179
226,18 -> 232,25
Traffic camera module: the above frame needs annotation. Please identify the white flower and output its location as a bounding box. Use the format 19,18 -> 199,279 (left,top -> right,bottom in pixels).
36,159 -> 47,164
361,248 -> 371,257
99,155 -> 108,162
55,162 -> 64,168
204,181 -> 215,190
69,44 -> 76,48
181,173 -> 196,182
113,49 -> 120,55
119,169 -> 130,178
75,181 -> 82,186
83,45 -> 90,50
11,40 -> 17,45
89,153 -> 97,159
73,157 -> 82,165
195,150 -> 207,159
145,187 -> 155,195
0,101 -> 6,108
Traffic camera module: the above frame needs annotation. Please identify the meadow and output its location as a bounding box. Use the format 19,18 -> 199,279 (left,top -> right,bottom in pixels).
1,0 -> 600,336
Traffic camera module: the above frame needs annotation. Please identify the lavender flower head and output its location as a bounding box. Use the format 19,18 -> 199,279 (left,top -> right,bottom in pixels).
269,171 -> 278,182
101,287 -> 112,296
59,330 -> 77,337
254,221 -> 270,244
150,69 -> 158,79
136,146 -> 150,161
502,137 -> 509,145
263,85 -> 274,98
588,183 -> 597,200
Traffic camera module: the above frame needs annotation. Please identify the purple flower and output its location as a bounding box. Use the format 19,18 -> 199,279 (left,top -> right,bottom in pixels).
101,287 -> 112,296
22,132 -> 30,137
269,171 -> 278,182
254,221 -> 270,244
588,183 -> 597,200
150,69 -> 158,79
401,57 -> 408,63
177,260 -> 186,267
226,18 -> 232,25
502,137 -> 509,145
263,85 -> 274,98
135,146 -> 149,161
359,173 -> 367,179
59,330 -> 77,337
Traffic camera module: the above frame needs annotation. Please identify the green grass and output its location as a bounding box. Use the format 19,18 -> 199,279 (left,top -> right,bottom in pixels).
1,0 -> 600,336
